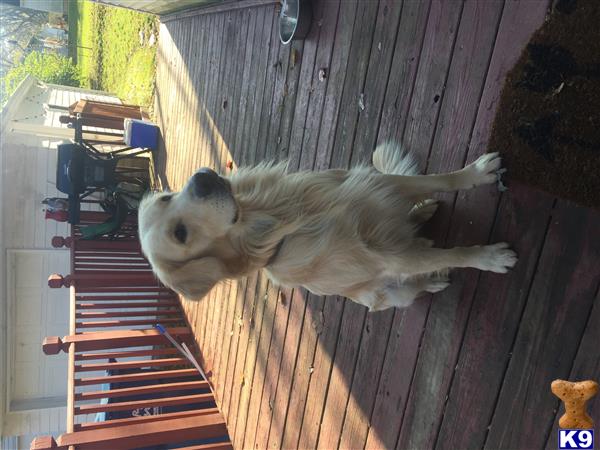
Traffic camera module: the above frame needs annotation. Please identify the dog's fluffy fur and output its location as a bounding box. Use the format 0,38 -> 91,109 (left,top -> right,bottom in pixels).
139,143 -> 517,311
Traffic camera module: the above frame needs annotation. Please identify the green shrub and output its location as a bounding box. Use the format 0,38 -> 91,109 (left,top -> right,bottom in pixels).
3,51 -> 81,99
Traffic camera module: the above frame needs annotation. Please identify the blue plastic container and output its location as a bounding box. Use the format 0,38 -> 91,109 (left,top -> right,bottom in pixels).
124,118 -> 159,149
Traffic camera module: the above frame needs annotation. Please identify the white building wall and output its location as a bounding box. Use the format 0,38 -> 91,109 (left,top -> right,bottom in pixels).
1,78 -> 123,442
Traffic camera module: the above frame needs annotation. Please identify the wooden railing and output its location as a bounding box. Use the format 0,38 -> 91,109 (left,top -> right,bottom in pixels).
31,213 -> 232,450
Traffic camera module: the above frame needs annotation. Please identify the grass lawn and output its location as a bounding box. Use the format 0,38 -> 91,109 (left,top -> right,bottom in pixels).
68,0 -> 157,107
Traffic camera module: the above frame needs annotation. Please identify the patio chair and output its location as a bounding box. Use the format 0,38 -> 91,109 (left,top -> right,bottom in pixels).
56,143 -> 148,224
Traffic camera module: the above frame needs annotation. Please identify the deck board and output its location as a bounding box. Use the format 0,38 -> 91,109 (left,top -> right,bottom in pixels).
155,1 -> 600,448
436,183 -> 555,449
396,2 -> 507,449
485,201 -> 600,449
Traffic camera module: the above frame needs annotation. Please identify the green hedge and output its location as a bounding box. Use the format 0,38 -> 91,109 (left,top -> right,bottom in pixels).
3,51 -> 81,103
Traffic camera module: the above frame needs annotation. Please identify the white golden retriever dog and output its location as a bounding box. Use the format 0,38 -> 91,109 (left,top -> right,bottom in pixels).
139,143 -> 516,311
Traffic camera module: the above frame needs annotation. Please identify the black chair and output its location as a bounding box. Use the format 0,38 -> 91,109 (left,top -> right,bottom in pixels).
57,143 -> 127,224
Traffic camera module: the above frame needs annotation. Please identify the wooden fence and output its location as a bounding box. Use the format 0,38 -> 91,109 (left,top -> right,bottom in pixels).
31,212 -> 232,450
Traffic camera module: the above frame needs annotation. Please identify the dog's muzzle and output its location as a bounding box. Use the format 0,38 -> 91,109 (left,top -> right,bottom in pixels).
191,168 -> 231,198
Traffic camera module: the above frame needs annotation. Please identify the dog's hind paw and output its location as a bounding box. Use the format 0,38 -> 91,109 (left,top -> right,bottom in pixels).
477,242 -> 518,273
423,277 -> 451,293
410,199 -> 439,224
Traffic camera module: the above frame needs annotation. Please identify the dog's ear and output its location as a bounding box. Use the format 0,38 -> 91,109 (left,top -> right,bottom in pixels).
159,256 -> 226,300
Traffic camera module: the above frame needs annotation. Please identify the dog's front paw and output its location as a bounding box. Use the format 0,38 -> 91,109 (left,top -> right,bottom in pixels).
477,242 -> 518,273
463,152 -> 503,188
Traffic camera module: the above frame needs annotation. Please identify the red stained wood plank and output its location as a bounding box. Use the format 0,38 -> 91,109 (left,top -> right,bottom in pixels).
75,408 -> 219,431
76,294 -> 174,301
328,0 -> 380,170
176,443 -> 232,450
76,318 -> 182,328
399,0 -> 463,163
312,0 -> 359,172
268,2 -> 356,448
76,310 -> 180,319
59,413 -> 226,449
212,12 -> 255,402
75,348 -> 179,361
224,13 -> 278,434
295,0 -> 342,171
253,1 -> 343,447
338,310 -> 395,450
236,3 -> 319,446
293,295 -> 345,449
219,5 -> 278,417
76,357 -> 190,372
220,277 -> 250,421
211,10 -> 251,405
260,288 -> 308,449
435,184 -> 554,449
77,301 -> 177,309
431,0 -> 552,446
198,12 -> 228,375
254,10 -> 283,164
203,11 -> 240,392
234,278 -> 278,448
160,20 -> 190,188
223,272 -> 260,432
75,368 -> 199,387
230,8 -> 261,166
544,284 -> 600,449
315,301 -> 366,450
213,281 -> 240,405
363,3 -> 433,449
75,380 -> 208,401
245,286 -> 294,449
484,201 -> 600,449
262,15 -> 294,165
75,287 -> 171,293
228,273 -> 268,445
61,327 -> 190,353
396,2 -> 506,449
175,11 -> 210,362
238,9 -> 274,166
194,13 -> 222,371
221,9 -> 252,162
335,1 -> 408,448
267,290 -> 316,450
205,283 -> 226,381
349,0 -> 404,166
74,393 -> 214,415
311,1 -> 381,448
285,3 -> 324,169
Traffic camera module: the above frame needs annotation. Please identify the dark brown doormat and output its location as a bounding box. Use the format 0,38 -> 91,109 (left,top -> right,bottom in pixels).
489,0 -> 600,209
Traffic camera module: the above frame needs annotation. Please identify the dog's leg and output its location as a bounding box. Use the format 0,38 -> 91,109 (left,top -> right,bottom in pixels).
384,152 -> 502,196
395,242 -> 517,275
351,283 -> 421,311
357,275 -> 451,311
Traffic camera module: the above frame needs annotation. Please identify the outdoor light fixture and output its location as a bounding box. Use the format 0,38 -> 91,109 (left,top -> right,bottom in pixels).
279,0 -> 313,44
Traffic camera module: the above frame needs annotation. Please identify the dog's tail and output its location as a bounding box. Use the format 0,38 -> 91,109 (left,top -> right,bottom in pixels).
372,142 -> 419,176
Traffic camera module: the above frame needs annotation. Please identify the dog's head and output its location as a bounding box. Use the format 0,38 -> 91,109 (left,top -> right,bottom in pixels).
139,168 -> 240,299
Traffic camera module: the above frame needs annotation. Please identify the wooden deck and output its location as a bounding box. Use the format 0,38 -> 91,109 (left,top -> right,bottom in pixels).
153,1 -> 600,448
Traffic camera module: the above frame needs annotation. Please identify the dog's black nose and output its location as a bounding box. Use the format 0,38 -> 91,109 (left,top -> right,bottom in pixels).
192,168 -> 224,198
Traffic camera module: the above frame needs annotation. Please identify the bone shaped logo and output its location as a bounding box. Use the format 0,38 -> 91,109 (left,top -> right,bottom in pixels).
551,379 -> 599,429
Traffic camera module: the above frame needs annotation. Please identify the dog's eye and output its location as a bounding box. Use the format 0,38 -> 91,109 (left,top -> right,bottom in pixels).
174,223 -> 187,243
161,195 -> 172,202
